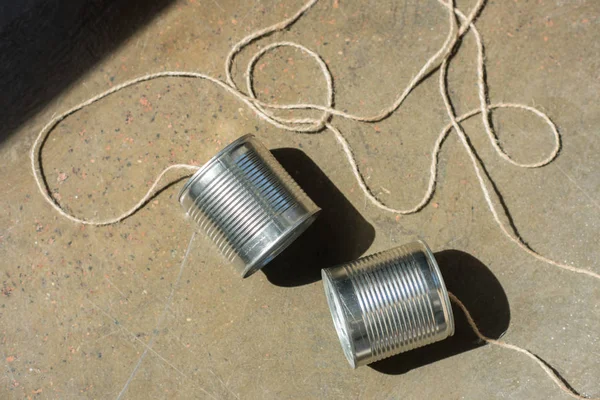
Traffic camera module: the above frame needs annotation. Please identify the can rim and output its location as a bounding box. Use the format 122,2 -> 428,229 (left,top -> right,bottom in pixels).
177,134 -> 255,202
322,267 -> 358,368
417,239 -> 455,337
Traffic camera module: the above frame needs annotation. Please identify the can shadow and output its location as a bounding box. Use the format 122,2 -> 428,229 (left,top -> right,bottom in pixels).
261,148 -> 376,287
370,249 -> 510,375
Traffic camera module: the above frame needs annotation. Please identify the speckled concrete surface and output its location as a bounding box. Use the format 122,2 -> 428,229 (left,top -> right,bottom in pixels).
1,0 -> 599,399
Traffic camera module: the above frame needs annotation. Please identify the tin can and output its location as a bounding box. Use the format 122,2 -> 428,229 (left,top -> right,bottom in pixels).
179,135 -> 320,277
322,240 -> 454,367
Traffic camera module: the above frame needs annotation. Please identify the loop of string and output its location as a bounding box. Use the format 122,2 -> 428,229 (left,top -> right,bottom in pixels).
29,0 -> 597,397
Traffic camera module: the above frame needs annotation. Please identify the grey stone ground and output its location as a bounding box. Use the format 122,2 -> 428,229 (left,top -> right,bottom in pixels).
1,0 -> 599,399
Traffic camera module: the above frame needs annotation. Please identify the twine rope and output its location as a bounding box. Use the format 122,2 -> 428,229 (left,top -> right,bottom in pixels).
29,0 -> 598,397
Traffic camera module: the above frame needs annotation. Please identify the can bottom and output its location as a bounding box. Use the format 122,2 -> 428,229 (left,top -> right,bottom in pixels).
322,269 -> 357,368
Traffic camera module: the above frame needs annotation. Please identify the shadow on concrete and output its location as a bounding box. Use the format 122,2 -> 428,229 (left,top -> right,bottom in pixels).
0,0 -> 175,144
261,147 -> 375,287
370,249 -> 510,375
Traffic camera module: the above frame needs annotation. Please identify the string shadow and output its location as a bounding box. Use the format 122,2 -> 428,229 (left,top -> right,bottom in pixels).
370,249 -> 510,375
261,148 -> 375,287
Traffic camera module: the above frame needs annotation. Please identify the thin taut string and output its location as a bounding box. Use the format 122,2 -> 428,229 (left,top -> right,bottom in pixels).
29,0 -> 598,398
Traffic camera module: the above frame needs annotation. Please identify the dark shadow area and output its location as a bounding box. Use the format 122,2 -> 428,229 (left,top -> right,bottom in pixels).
370,249 -> 510,375
261,148 -> 375,287
0,0 -> 175,144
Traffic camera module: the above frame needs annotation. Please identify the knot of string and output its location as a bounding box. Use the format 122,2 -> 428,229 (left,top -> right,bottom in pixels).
29,0 -> 598,397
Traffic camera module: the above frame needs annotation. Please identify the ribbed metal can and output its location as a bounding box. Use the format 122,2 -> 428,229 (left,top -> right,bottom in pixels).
322,240 -> 454,368
179,135 -> 320,278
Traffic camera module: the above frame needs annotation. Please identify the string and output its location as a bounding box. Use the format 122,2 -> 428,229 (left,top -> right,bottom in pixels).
449,293 -> 595,400
29,0 -> 598,397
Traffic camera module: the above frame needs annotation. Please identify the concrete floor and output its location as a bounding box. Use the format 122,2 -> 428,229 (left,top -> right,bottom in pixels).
1,0 -> 599,398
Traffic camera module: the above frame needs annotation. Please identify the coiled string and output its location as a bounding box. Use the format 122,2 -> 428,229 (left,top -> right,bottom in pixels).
30,0 -> 598,397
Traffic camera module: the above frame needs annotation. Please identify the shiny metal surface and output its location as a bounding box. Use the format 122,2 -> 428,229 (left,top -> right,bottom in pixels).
179,134 -> 320,277
322,240 -> 454,368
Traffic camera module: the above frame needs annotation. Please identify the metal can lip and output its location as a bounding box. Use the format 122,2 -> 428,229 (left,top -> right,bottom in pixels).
177,134 -> 255,202
322,267 -> 358,368
241,208 -> 320,278
417,239 -> 455,337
